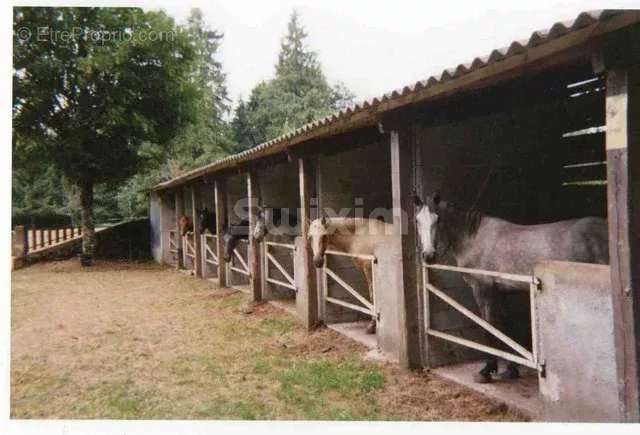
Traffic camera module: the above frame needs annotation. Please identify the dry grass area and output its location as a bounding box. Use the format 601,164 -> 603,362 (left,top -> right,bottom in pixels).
11,260 -> 525,421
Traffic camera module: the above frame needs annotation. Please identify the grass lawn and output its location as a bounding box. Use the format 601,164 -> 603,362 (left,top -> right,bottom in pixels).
10,260 -> 524,420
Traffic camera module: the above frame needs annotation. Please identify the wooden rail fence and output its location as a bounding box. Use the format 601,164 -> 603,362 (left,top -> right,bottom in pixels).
12,225 -> 83,256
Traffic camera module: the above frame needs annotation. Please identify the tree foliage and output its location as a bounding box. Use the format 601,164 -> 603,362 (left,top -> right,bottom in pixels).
231,11 -> 353,150
13,7 -> 202,263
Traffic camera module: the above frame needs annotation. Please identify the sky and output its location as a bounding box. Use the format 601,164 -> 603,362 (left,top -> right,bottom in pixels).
144,0 -> 639,109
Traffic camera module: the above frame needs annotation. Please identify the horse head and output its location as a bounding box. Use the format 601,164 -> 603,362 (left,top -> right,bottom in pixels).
308,216 -> 329,268
198,208 -> 213,234
414,193 -> 445,264
222,220 -> 249,263
179,215 -> 192,236
221,226 -> 234,263
253,206 -> 269,242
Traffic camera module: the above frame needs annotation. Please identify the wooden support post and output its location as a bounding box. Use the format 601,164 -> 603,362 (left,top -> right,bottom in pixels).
390,127 -> 422,370
214,179 -> 227,287
606,66 -> 640,422
247,171 -> 262,301
298,157 -> 320,330
191,186 -> 203,278
175,189 -> 184,270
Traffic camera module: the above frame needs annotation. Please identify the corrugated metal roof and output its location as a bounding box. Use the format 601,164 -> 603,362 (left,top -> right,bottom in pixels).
153,9 -> 638,191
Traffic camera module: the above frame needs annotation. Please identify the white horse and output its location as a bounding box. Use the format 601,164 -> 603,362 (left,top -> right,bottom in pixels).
308,217 -> 394,334
414,192 -> 608,383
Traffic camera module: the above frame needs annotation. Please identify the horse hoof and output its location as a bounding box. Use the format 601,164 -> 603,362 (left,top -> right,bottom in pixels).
365,321 -> 376,334
497,368 -> 520,381
473,372 -> 493,383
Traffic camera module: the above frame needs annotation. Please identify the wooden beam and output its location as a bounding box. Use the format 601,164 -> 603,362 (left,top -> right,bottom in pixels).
606,66 -> 640,422
191,187 -> 203,278
298,157 -> 320,330
174,189 -> 184,270
247,171 -> 262,301
390,127 -> 422,369
214,179 -> 227,287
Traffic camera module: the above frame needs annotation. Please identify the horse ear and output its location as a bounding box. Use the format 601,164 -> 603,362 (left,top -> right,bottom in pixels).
432,192 -> 441,206
413,195 -> 423,207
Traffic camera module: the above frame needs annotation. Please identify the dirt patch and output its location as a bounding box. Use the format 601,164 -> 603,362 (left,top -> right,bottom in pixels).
11,260 -> 526,420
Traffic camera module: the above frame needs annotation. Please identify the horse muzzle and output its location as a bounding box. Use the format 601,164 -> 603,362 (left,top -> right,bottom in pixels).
223,254 -> 232,263
422,250 -> 436,264
313,257 -> 325,268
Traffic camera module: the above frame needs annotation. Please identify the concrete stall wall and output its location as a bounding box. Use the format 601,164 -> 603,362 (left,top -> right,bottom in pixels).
196,183 -> 215,219
149,192 -> 162,263
318,140 -> 393,324
162,193 -> 177,266
535,261 -> 620,422
258,160 -> 299,210
416,65 -> 607,368
257,161 -> 300,300
374,238 -> 403,360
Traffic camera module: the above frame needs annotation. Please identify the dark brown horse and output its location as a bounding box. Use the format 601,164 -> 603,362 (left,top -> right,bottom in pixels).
221,220 -> 249,263
178,215 -> 192,236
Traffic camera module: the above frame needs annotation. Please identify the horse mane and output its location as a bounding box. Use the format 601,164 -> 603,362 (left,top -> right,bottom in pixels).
224,219 -> 250,237
439,203 -> 484,252
310,217 -> 390,236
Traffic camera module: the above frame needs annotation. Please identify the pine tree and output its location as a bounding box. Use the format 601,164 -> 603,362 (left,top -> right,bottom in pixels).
232,10 -> 353,150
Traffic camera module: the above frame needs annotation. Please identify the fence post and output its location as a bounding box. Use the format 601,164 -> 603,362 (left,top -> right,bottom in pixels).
22,226 -> 29,255
13,225 -> 27,258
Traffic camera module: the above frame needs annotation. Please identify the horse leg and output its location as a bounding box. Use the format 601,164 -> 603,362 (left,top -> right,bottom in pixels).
354,258 -> 376,334
471,283 -> 499,383
496,293 -> 520,380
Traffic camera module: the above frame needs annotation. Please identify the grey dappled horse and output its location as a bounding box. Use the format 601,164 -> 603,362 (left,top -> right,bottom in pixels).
414,193 -> 608,383
253,206 -> 299,242
221,220 -> 249,263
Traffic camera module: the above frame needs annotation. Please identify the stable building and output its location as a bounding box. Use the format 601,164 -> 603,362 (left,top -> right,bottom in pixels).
149,10 -> 640,422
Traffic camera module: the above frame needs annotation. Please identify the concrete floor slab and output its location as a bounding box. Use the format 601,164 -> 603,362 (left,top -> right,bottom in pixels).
432,361 -> 542,419
230,284 -> 251,294
268,299 -> 297,317
327,321 -> 377,350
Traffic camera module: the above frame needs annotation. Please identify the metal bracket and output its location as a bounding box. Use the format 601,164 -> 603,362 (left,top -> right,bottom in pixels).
534,277 -> 542,292
539,360 -> 547,378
